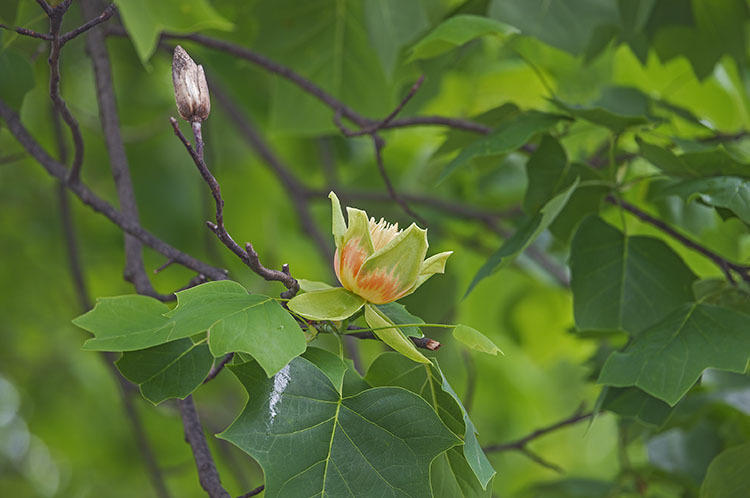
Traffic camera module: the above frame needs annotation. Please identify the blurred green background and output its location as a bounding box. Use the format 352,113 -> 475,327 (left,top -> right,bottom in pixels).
3,0 -> 750,496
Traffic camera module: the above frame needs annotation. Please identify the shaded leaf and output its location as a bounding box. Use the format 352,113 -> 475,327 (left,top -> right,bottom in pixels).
220,357 -> 460,497
700,441 -> 750,498
639,139 -> 750,179
466,179 -> 579,295
570,217 -> 696,335
376,302 -> 425,338
550,95 -> 651,134
598,303 -> 750,405
301,347 -> 347,393
598,386 -> 673,428
655,176 -> 750,225
365,353 -> 496,490
116,338 -> 213,404
408,14 -> 517,61
0,48 -> 33,110
439,111 -> 565,182
365,0 -> 429,76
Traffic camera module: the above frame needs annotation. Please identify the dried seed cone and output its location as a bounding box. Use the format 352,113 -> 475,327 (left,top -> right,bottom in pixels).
172,45 -> 211,122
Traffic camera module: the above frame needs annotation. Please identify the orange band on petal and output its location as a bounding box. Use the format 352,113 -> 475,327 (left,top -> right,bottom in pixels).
352,267 -> 411,304
335,238 -> 369,292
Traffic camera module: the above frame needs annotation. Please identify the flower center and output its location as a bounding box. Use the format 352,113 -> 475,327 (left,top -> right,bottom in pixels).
368,217 -> 401,251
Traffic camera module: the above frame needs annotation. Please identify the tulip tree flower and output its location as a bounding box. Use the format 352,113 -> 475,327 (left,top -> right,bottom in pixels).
288,192 -> 452,363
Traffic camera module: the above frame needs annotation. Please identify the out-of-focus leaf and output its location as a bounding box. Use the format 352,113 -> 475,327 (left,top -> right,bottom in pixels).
365,353 -> 496,491
440,111 -> 565,182
376,302 -> 424,338
365,0 -> 429,75
408,14 -> 517,61
488,0 -> 619,55
0,48 -> 33,110
655,176 -> 750,225
693,279 -> 750,315
220,357 -> 460,497
116,338 -> 213,404
598,303 -> 750,405
521,478 -> 615,498
550,92 -> 651,134
466,179 -> 579,295
251,0 -> 393,134
453,324 -> 502,356
648,424 -> 721,484
639,139 -> 750,179
598,386 -> 673,428
115,0 -> 234,63
570,217 -> 696,335
700,441 -> 750,498
436,103 -> 519,155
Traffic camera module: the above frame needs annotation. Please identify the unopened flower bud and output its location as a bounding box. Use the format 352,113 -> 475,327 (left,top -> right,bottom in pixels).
172,45 -> 210,122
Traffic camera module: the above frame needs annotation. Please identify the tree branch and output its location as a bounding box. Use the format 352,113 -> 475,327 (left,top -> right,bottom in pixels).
169,117 -> 300,298
483,407 -> 592,472
607,195 -> 750,282
81,0 -> 170,300
178,396 -> 231,498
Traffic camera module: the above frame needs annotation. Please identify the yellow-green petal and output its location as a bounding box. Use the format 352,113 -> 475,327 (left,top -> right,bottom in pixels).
364,304 -> 431,364
329,191 -> 347,249
288,287 -> 365,321
336,208 -> 376,291
352,224 -> 428,304
410,251 -> 453,293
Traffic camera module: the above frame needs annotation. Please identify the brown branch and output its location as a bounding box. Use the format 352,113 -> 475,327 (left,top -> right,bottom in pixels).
81,0 -> 170,300
178,396 -> 231,498
607,195 -> 750,282
483,407 -> 592,472
60,3 -> 115,43
40,0 -> 85,182
203,353 -> 234,384
209,83 -> 334,264
371,134 -> 427,226
169,117 -> 300,298
0,98 -> 227,281
0,24 -> 53,40
236,486 -> 265,498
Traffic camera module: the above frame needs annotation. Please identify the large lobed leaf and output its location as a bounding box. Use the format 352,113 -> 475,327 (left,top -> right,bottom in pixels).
598,303 -> 750,406
365,353 -> 496,494
220,355 -> 461,497
74,281 -> 305,377
570,217 -> 697,335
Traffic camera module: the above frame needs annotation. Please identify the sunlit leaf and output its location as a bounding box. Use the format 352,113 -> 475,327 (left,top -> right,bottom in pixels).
453,324 -> 502,356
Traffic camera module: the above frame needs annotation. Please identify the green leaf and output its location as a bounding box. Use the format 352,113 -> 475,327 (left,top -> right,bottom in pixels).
220,357 -> 460,497
287,287 -> 366,321
700,441 -> 750,498
75,295 -> 174,351
488,0 -> 619,55
439,111 -> 565,182
364,304 -> 431,364
297,279 -> 334,292
115,0 -> 234,63
693,279 -> 750,315
466,178 -> 579,295
0,48 -> 33,110
570,217 -> 697,335
523,135 -> 607,242
453,325 -> 502,356
550,96 -> 650,134
408,14 -> 517,62
75,281 -> 305,377
598,386 -> 673,428
598,303 -> 750,405
301,347 -> 347,393
655,177 -> 750,225
252,0 -> 393,134
364,0 -> 429,76
365,353 -> 496,491
116,338 -> 213,404
376,302 -> 424,337
639,140 -> 750,179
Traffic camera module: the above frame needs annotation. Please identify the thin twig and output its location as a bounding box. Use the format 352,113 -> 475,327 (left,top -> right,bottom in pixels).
203,353 -> 234,383
60,3 -> 115,43
178,396 -> 231,498
236,486 -> 265,498
0,24 -> 53,40
170,117 -> 300,298
371,134 -> 427,226
483,407 -> 593,472
607,195 -> 750,282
